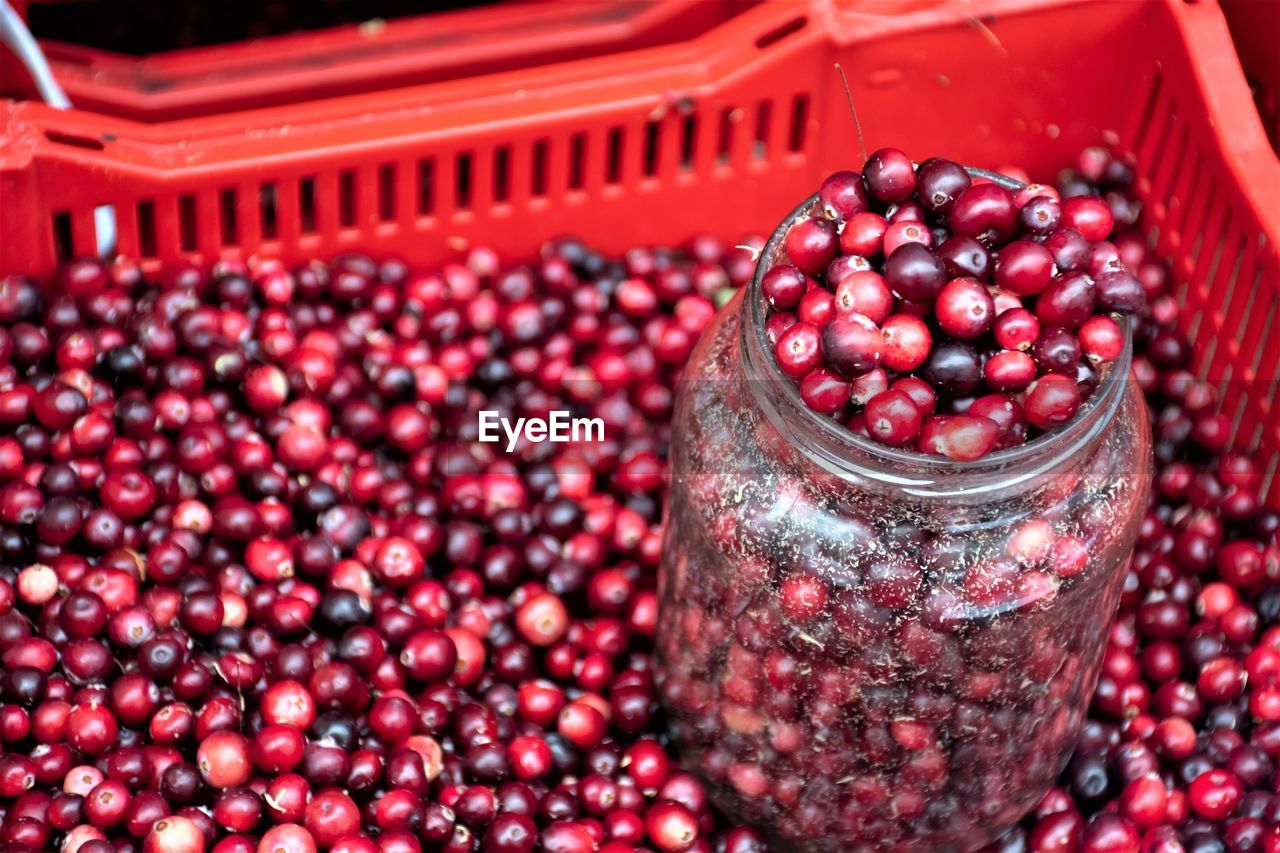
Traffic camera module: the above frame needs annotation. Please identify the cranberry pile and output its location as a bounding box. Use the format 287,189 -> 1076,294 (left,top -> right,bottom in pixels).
0,239 -> 762,853
763,148 -> 1146,459
0,143 -> 1274,853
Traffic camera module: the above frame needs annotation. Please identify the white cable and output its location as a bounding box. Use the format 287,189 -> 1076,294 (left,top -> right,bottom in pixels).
0,0 -> 70,109
0,0 -> 116,257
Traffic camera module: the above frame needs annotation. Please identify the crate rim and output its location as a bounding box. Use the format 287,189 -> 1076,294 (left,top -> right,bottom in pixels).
3,0 -> 1277,261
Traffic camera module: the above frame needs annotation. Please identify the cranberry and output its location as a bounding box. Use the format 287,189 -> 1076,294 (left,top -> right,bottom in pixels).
144,816 -> 207,853
1079,315 -> 1124,362
950,183 -> 1017,244
884,243 -> 947,303
936,235 -> 992,280
197,732 -> 252,789
515,593 -> 569,647
833,272 -> 893,323
916,158 -> 970,213
923,341 -> 981,394
799,369 -> 852,415
1188,768 -> 1243,821
865,389 -> 924,447
774,322 -> 822,379
863,148 -> 917,202
1037,272 -> 1097,329
996,240 -> 1055,295
883,220 -> 932,256
840,212 -> 888,256
820,313 -> 883,378
760,265 -> 807,311
256,824 -> 317,853
1025,374 -> 1082,429
1095,270 -> 1144,312
880,313 -> 931,372
645,800 -> 699,853
934,277 -> 995,340
1061,195 -> 1115,241
984,351 -> 1037,392
778,573 -> 829,623
919,414 -> 999,460
784,218 -> 839,278
66,703 -> 118,755
818,171 -> 869,222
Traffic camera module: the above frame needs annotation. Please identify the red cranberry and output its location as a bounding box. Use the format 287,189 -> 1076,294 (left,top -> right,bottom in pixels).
1025,374 -> 1082,430
784,218 -> 839,278
144,816 -> 206,853
774,322 -> 822,379
996,240 -> 1055,295
1188,768 -> 1242,821
840,212 -> 888,256
865,389 -> 924,447
820,313 -> 883,378
845,146 -> 909,200
818,171 -> 869,221
760,265 -> 807,311
935,277 -> 995,340
197,732 -> 252,789
645,800 -> 699,853
884,243 -> 947,303
950,183 -> 1017,244
916,158 -> 970,213
799,369 -> 852,415
880,313 -> 931,372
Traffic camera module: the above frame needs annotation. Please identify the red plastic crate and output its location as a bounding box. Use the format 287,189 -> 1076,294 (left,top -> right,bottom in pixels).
6,1 -> 755,120
1219,0 -> 1279,152
1,0 -> 1278,498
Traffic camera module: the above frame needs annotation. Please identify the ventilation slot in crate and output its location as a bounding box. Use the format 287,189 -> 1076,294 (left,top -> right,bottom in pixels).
260,184 -> 279,240
717,107 -> 735,165
532,140 -> 549,196
378,165 -> 397,222
753,100 -> 772,160
644,122 -> 661,178
569,133 -> 587,190
455,153 -> 474,210
138,201 -> 157,257
606,128 -> 624,184
296,177 -> 316,233
493,148 -> 511,203
680,115 -> 698,172
333,172 -> 352,229
789,94 -> 809,153
417,160 -> 436,216
52,211 -> 73,261
755,16 -> 807,50
179,195 -> 198,251
220,190 -> 238,246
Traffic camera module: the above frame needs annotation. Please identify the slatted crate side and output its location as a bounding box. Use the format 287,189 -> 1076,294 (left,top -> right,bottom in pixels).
1118,1 -> 1280,502
3,72 -> 826,277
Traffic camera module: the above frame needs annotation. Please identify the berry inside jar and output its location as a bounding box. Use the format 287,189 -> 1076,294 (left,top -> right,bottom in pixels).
656,150 -> 1154,850
761,148 -> 1145,459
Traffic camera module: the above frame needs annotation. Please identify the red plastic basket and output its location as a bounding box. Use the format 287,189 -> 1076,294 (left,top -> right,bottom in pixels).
1,0 -> 1278,497
7,1 -> 755,121
1219,0 -> 1279,152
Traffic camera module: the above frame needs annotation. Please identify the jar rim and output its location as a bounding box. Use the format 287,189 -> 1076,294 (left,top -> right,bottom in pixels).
742,168 -> 1134,486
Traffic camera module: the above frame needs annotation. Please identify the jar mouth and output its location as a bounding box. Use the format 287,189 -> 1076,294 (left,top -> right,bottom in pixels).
743,168 -> 1134,486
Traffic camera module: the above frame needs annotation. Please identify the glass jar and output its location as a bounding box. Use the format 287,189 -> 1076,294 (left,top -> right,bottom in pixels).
655,192 -> 1152,851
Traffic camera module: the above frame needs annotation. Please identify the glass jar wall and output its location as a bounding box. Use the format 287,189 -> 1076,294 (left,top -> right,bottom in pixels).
655,197 -> 1152,851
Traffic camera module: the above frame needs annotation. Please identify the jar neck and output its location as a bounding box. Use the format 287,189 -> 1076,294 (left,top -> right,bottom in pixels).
739,194 -> 1134,501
